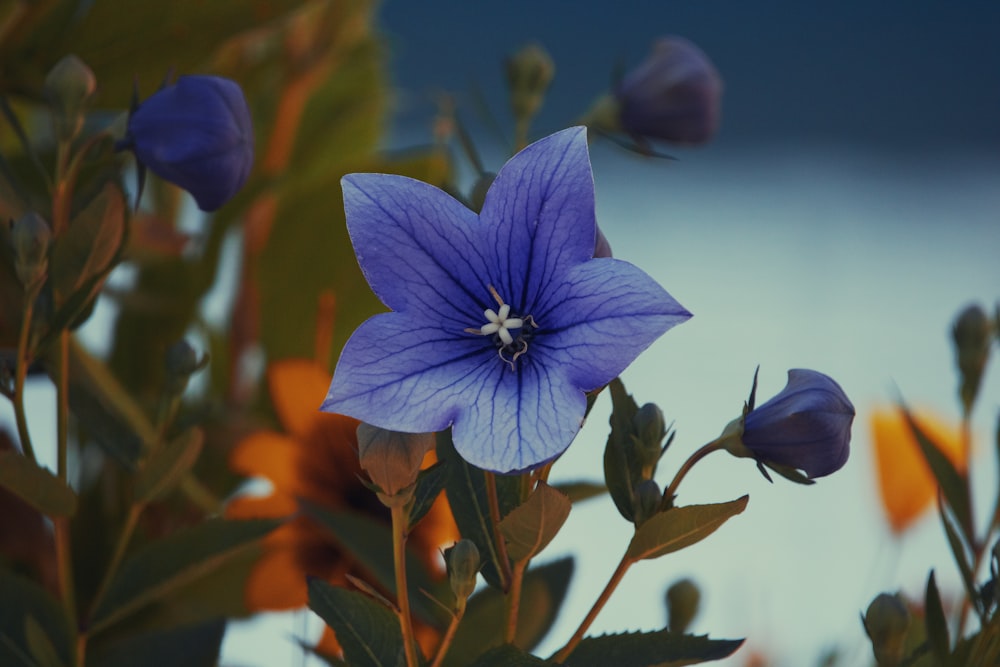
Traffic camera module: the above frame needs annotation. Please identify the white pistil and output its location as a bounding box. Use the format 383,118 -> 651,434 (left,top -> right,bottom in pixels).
481,304 -> 523,345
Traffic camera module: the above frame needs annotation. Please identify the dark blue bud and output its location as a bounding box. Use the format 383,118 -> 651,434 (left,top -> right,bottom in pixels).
741,369 -> 854,479
125,75 -> 253,211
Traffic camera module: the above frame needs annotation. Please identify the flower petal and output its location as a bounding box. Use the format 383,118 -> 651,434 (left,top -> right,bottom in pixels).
478,127 -> 596,314
342,173 -> 491,323
229,431 -> 308,497
534,258 -> 691,390
268,359 -> 335,440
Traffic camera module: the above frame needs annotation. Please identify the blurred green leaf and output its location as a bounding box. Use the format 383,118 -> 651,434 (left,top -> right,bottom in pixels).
437,430 -> 520,589
24,616 -> 66,667
604,378 -> 640,522
89,619 -> 225,667
0,449 -> 77,517
307,579 -> 403,667
0,571 -> 72,667
89,518 -> 282,634
499,482 -> 571,562
901,404 -> 973,540
409,461 -> 448,531
924,571 -> 951,666
939,502 -> 979,621
626,496 -> 748,562
556,630 -> 744,667
302,501 -> 448,627
468,644 -> 549,666
134,428 -> 204,504
445,557 -> 574,666
553,481 -> 606,504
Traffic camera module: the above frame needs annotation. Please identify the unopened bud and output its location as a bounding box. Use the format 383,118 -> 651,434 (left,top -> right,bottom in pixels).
952,303 -> 992,414
10,212 -> 52,291
666,578 -> 700,633
44,55 -> 96,142
505,43 -> 554,121
632,402 -> 666,470
633,479 -> 662,526
446,539 -> 480,604
356,423 -> 433,501
863,593 -> 910,666
164,339 -> 207,396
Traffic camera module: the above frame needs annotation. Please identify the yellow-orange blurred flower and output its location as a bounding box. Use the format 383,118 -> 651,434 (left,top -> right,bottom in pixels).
226,359 -> 457,638
870,406 -> 968,534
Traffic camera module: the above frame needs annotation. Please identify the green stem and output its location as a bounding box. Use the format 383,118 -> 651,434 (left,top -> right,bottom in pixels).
484,472 -> 513,590
552,552 -> 633,663
430,601 -> 466,667
391,504 -> 420,667
504,560 -> 526,644
13,288 -> 38,463
54,330 -> 76,628
663,439 -> 725,506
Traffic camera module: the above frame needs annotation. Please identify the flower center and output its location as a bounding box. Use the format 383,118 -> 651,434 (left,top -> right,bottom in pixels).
464,285 -> 537,370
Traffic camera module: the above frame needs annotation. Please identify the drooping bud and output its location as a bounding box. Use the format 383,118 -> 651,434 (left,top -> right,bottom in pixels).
43,55 -> 96,142
505,43 -> 555,123
633,479 -> 662,526
666,578 -> 701,634
951,303 -> 992,415
356,423 -> 434,502
445,539 -> 480,605
164,339 -> 208,396
862,592 -> 910,666
10,212 -> 52,292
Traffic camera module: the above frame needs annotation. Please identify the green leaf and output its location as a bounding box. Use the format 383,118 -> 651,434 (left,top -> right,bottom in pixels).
553,481 -> 606,504
556,630 -> 744,667
0,450 -> 77,516
409,461 -> 448,531
925,571 -> 951,666
24,616 -> 66,667
89,620 -> 225,667
499,482 -> 571,562
468,644 -> 549,666
901,404 -> 973,540
0,571 -> 72,667
307,579 -> 404,667
134,428 -> 204,504
604,378 -> 641,522
89,518 -> 282,633
626,496 -> 748,562
437,430 -> 521,589
939,502 -> 979,621
302,502 -> 448,627
445,557 -> 574,666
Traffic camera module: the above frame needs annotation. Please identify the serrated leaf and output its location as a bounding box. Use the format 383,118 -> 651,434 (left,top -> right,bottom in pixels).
901,404 -> 973,540
89,518 -> 282,633
445,557 -> 574,666
409,461 -> 448,530
302,502 -> 448,627
626,496 -> 748,562
556,630 -> 744,667
134,428 -> 204,504
468,644 -> 549,666
604,378 -> 640,522
308,579 -> 404,667
0,450 -> 77,516
89,619 -> 225,667
925,571 -> 951,665
24,616 -> 65,667
499,482 -> 571,562
0,571 -> 72,667
437,430 -> 520,589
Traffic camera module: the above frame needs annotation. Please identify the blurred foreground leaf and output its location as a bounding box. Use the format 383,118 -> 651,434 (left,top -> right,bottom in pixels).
626,496 -> 748,562
408,461 -> 448,530
0,450 -> 77,516
89,518 -> 281,633
308,579 -> 403,667
24,615 -> 66,667
89,619 -> 225,667
924,571 -> 951,665
0,571 -> 72,667
499,482 -> 571,562
556,630 -> 744,667
134,428 -> 204,504
468,644 -> 549,666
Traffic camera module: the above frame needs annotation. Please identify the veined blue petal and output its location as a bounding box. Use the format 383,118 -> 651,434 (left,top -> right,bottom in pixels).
479,127 -> 596,315
342,174 -> 492,324
533,258 -> 691,390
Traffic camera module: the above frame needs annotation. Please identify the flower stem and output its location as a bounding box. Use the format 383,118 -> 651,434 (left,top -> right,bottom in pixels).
484,471 -> 513,590
552,551 -> 633,663
663,439 -> 724,506
391,503 -> 420,667
13,288 -> 38,463
430,601 -> 466,667
504,560 -> 527,644
54,330 -> 77,632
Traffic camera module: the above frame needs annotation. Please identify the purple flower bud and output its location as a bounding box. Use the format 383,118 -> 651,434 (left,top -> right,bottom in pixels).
740,369 -> 854,478
616,37 -> 722,146
125,75 -> 254,211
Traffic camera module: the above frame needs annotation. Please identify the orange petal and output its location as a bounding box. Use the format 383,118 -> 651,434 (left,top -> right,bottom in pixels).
870,406 -> 966,534
314,626 -> 342,659
226,493 -> 298,521
243,546 -> 310,611
229,431 -> 308,497
410,492 -> 458,574
268,359 -> 335,440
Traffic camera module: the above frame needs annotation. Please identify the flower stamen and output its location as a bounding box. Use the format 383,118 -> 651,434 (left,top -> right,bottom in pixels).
464,285 -> 537,370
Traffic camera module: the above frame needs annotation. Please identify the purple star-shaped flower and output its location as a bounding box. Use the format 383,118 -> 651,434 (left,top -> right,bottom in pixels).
322,127 -> 690,473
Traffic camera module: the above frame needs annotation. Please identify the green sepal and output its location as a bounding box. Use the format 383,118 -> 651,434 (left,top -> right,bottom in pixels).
0,449 -> 77,517
553,630 -> 744,667
307,579 -> 404,667
626,496 -> 748,562
88,619 -> 225,667
499,482 -> 571,562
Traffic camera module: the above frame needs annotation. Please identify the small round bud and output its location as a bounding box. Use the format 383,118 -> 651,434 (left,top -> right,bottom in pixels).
633,479 -> 662,526
632,402 -> 666,469
952,303 -> 992,414
446,539 -> 480,603
356,423 -> 434,500
164,339 -> 207,396
505,43 -> 555,121
666,578 -> 701,634
10,212 -> 52,291
44,55 -> 96,142
863,592 -> 910,667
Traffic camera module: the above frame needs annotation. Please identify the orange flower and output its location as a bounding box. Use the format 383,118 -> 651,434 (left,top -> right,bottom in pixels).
870,406 -> 968,534
227,358 -> 457,621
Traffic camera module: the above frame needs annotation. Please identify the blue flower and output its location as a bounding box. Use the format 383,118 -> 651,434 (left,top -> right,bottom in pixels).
738,369 -> 854,479
322,128 -> 690,473
124,75 -> 253,211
